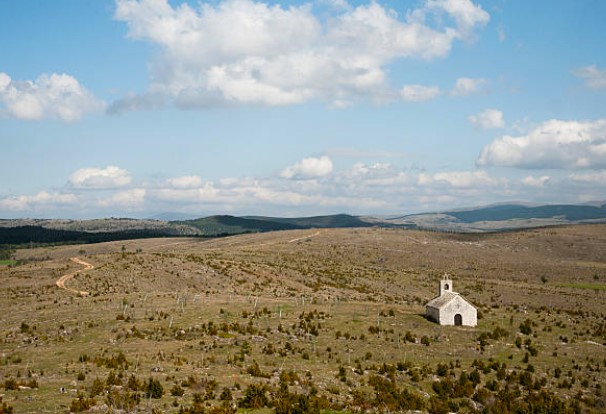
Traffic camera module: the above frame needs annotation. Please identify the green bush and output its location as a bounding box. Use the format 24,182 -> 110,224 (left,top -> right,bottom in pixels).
145,377 -> 164,399
519,319 -> 533,335
239,383 -> 269,409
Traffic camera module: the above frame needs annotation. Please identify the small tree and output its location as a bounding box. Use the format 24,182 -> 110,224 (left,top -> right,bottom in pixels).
519,319 -> 533,335
239,383 -> 269,409
145,377 -> 164,399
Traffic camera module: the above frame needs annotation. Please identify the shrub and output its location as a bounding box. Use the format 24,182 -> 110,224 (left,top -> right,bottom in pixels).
0,400 -> 14,414
69,394 -> 95,412
145,378 -> 164,399
246,361 -> 269,378
219,387 -> 233,401
367,375 -> 425,411
519,319 -> 533,335
105,388 -> 140,411
171,384 -> 184,397
127,374 -> 141,391
274,390 -> 322,414
207,401 -> 236,414
239,383 -> 269,409
3,379 -> 18,391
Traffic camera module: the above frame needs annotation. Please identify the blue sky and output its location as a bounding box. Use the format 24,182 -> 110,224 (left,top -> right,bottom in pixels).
1,0 -> 605,219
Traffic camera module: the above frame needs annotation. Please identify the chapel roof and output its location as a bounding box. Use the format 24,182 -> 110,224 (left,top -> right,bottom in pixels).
426,291 -> 458,309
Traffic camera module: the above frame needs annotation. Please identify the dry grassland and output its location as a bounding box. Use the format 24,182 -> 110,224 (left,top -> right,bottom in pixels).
1,225 -> 604,413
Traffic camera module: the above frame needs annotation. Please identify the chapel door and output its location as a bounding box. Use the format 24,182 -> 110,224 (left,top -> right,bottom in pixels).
454,314 -> 462,326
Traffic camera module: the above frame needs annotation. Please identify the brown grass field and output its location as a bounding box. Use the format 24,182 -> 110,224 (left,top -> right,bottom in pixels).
1,225 -> 605,413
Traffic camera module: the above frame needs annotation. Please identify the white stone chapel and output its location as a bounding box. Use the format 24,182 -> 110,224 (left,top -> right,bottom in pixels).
425,275 -> 477,327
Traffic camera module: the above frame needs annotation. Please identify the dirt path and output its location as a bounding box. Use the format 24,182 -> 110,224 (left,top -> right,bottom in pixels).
288,231 -> 321,243
56,257 -> 93,296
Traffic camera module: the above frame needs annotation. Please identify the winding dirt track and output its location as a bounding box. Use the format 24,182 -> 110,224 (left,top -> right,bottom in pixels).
56,257 -> 93,296
288,231 -> 321,243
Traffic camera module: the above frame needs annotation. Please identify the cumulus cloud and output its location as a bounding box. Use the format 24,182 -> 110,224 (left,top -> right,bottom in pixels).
281,156 -> 334,179
451,77 -> 487,96
165,175 -> 203,189
99,188 -> 147,208
421,170 -> 496,188
320,0 -> 350,10
426,0 -> 490,37
468,108 -> 505,129
113,0 -> 489,110
0,72 -> 104,122
69,166 -> 132,189
574,65 -> 606,90
3,157 -> 600,218
522,175 -> 551,188
400,84 -> 441,102
477,119 -> 606,169
0,191 -> 77,211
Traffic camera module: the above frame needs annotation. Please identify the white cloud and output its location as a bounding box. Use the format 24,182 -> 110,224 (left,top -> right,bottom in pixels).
400,84 -> 441,102
574,65 -> 606,90
320,0 -> 350,10
477,119 -> 606,169
522,175 -> 550,188
0,191 -> 77,211
166,175 -> 203,189
0,72 -> 104,122
468,108 -> 505,129
569,170 -> 606,185
113,0 -> 490,110
451,77 -> 487,96
497,26 -> 506,42
99,188 -> 147,208
151,183 -> 218,202
429,170 -> 496,188
69,166 -> 132,189
281,156 -> 334,179
3,158 -> 602,218
426,0 -> 490,37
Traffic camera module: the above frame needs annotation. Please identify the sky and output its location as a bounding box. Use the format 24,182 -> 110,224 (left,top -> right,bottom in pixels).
0,0 -> 605,219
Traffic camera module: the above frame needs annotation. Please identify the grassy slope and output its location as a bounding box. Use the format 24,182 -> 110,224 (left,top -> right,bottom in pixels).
0,259 -> 16,266
1,225 -> 604,412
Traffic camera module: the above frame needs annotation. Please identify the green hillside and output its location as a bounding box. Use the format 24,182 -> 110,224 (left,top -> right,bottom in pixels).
175,215 -> 302,236
445,204 -> 606,223
244,213 -> 373,229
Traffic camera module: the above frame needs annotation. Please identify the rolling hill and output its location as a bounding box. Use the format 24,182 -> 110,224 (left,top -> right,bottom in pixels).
174,215 -> 302,236
2,203 -> 606,246
384,202 -> 606,232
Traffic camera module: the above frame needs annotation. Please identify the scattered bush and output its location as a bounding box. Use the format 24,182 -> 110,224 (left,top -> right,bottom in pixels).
145,378 -> 164,399
239,383 -> 269,409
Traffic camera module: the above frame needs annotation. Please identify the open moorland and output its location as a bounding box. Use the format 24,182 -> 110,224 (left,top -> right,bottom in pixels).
1,225 -> 605,413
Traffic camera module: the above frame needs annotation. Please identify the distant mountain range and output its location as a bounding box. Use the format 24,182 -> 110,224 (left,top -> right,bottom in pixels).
383,202 -> 606,232
1,203 -> 605,245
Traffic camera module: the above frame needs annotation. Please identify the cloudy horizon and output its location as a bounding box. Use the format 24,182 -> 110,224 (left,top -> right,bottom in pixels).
1,0 -> 605,219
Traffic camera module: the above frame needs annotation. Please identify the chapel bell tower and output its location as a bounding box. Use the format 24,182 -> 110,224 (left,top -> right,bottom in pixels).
439,274 -> 453,296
